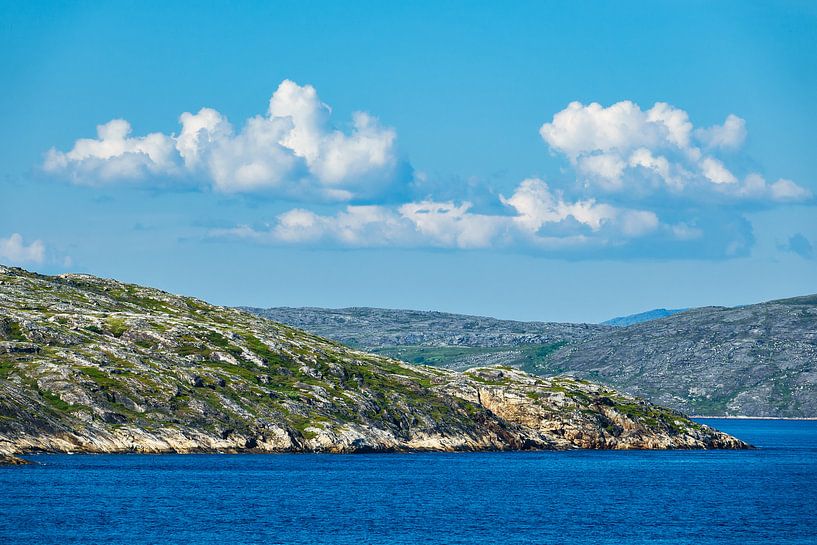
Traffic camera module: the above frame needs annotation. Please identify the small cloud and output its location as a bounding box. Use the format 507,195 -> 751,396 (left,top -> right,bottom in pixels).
779,233 -> 814,259
0,233 -> 46,265
695,114 -> 747,150
670,222 -> 704,241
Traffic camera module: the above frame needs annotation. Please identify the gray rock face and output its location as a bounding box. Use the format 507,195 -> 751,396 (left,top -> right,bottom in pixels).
0,265 -> 746,457
244,307 -> 608,349
547,298 -> 817,417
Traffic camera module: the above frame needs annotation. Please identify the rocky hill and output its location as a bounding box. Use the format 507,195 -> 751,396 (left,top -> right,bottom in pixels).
249,298 -> 817,417
602,308 -> 686,327
245,306 -> 607,370
0,265 -> 745,464
547,297 -> 817,418
247,307 -> 607,348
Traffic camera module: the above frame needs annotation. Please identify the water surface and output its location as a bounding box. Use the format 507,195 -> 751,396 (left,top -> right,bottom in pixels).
1,419 -> 815,544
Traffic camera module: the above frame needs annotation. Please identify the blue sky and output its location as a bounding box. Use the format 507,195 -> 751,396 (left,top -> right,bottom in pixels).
1,0 -> 816,322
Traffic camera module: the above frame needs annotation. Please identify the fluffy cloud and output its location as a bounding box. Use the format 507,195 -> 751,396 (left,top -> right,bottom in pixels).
540,101 -> 810,202
44,120 -> 178,183
44,80 -> 409,201
213,178 -> 661,251
0,233 -> 45,265
695,114 -> 747,150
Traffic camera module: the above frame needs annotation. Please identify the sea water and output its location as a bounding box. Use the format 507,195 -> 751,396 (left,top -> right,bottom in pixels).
1,419 -> 815,544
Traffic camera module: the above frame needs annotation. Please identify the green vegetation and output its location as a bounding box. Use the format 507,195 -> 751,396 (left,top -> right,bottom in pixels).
105,316 -> 128,338
5,320 -> 27,342
39,388 -> 76,413
176,344 -> 211,357
204,330 -> 243,358
372,341 -> 568,373
78,365 -> 129,390
0,357 -> 18,379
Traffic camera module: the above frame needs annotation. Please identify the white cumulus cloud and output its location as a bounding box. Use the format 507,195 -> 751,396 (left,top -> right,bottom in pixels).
539,101 -> 810,203
0,233 -> 46,265
213,178 -> 660,251
695,114 -> 747,150
44,119 -> 178,183
44,80 -> 409,201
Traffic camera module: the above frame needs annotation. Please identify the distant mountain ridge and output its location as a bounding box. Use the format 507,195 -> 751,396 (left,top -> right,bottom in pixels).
247,294 -> 817,417
246,306 -> 608,349
603,308 -> 687,327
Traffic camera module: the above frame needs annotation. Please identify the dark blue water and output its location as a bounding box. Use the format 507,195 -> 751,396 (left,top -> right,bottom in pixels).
1,419 -> 816,544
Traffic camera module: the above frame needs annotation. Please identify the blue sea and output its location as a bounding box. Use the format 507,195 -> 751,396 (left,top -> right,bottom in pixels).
1,419 -> 816,544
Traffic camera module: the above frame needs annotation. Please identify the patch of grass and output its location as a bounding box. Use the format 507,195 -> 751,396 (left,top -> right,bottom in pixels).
371,341 -> 569,374
176,344 -> 212,358
122,286 -> 175,314
39,388 -> 76,413
205,360 -> 262,383
464,371 -> 510,386
185,299 -> 211,312
204,330 -> 243,358
151,322 -> 169,333
244,334 -> 293,367
105,316 -> 128,338
607,398 -> 689,434
0,357 -> 18,379
77,365 -> 126,390
288,413 -> 319,440
373,345 -> 498,366
5,320 -> 27,341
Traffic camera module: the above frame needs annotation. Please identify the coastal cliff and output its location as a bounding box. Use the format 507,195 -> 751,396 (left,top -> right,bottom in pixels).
0,265 -> 746,463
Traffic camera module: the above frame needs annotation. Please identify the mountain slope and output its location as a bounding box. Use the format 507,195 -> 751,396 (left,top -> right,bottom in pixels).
247,306 -> 608,348
0,265 -> 744,463
546,296 -> 817,417
249,298 -> 817,417
603,308 -> 687,327
245,307 -> 607,370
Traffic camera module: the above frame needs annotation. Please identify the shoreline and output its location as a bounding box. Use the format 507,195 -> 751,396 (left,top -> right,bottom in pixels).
693,416 -> 817,421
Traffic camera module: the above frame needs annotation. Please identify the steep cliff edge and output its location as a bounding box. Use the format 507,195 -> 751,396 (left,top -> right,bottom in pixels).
0,265 -> 746,460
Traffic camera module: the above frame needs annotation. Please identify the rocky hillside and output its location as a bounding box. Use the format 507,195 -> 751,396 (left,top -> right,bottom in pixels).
0,266 -> 745,463
602,308 -> 686,327
246,306 -> 607,370
247,306 -> 608,348
547,297 -> 817,418
249,299 -> 817,417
